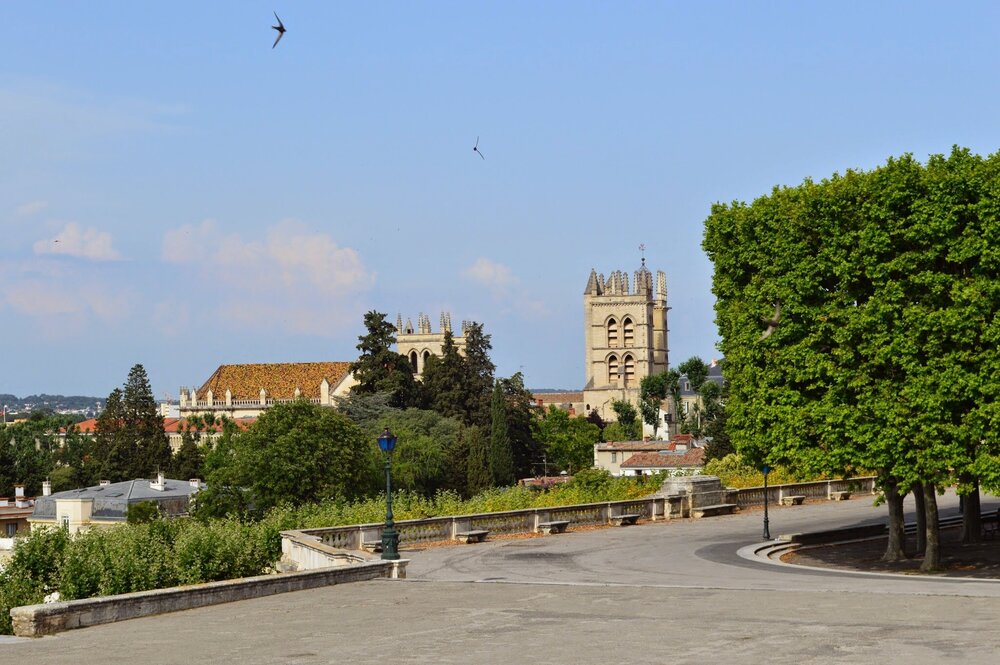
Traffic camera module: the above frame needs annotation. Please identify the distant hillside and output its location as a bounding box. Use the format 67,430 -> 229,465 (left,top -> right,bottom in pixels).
0,393 -> 103,414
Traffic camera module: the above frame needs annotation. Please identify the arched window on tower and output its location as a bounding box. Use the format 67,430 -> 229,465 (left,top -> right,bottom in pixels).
423,350 -> 431,370
607,318 -> 619,347
409,351 -> 418,373
608,354 -> 619,385
623,354 -> 635,387
622,317 -> 635,347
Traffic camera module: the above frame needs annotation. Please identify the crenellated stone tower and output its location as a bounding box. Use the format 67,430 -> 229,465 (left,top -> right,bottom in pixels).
395,312 -> 468,378
582,259 -> 669,421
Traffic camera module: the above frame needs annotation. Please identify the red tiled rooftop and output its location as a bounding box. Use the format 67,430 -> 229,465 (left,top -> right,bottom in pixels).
620,448 -> 705,469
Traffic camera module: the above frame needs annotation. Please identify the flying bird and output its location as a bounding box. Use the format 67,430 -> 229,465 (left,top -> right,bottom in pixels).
272,12 -> 286,49
759,302 -> 781,340
473,136 -> 485,160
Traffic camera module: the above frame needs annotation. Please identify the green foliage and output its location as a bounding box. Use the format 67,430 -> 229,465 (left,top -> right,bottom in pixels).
677,357 -> 709,392
535,406 -> 600,473
497,373 -> 539,479
95,364 -> 171,482
639,372 -> 672,439
703,147 -> 1000,501
0,526 -> 70,634
199,401 -> 368,517
489,382 -> 516,487
363,409 -> 467,497
349,310 -> 420,408
465,425 -> 491,496
127,501 -> 162,524
704,454 -> 806,488
610,400 -> 641,440
169,433 -> 205,482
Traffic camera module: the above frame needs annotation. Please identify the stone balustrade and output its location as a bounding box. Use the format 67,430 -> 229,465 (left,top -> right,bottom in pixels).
280,477 -> 877,566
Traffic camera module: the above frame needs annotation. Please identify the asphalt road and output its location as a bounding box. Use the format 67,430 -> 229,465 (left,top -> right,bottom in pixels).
4,490 -> 1000,664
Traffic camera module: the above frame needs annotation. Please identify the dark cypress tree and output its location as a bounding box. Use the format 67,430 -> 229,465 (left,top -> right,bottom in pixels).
462,323 -> 496,428
498,372 -> 539,480
465,425 -> 491,496
349,311 -> 420,408
95,387 -> 126,480
421,331 -> 468,422
122,363 -> 171,479
489,381 -> 515,487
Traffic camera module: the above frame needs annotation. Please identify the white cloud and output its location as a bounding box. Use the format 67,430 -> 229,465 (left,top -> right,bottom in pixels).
161,219 -> 375,335
462,257 -> 548,317
464,257 -> 517,288
162,219 -> 218,263
15,201 -> 48,216
33,222 -> 122,261
4,279 -> 129,322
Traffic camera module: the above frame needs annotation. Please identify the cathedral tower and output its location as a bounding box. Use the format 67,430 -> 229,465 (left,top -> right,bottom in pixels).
395,312 -> 467,378
582,260 -> 669,421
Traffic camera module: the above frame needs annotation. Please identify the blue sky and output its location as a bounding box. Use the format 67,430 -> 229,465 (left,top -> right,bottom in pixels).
4,2 -> 1000,398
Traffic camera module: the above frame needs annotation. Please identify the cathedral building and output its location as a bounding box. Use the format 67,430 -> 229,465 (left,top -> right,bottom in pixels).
582,259 -> 669,421
395,312 -> 467,378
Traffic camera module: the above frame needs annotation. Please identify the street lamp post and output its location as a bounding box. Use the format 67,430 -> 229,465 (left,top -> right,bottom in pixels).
377,427 -> 400,560
762,464 -> 772,540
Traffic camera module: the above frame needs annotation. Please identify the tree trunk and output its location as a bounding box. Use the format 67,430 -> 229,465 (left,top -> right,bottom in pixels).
961,478 -> 982,545
882,477 -> 907,562
913,483 -> 926,554
920,483 -> 941,572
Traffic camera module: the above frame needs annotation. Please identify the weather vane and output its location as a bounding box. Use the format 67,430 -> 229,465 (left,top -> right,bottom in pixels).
639,243 -> 646,265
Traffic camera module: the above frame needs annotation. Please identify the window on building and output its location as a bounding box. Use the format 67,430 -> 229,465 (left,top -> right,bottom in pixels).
409,351 -> 418,373
6,523 -> 16,537
608,354 -> 620,385
607,318 -> 618,347
623,354 -> 635,387
622,317 -> 634,346
423,350 -> 431,368
61,515 -> 70,531
611,452 -> 617,463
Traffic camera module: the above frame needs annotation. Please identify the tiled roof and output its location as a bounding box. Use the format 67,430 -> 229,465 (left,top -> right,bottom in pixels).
621,448 -> 705,469
163,417 -> 256,433
598,441 -> 672,451
534,392 -> 584,404
65,417 -> 255,435
197,362 -> 351,400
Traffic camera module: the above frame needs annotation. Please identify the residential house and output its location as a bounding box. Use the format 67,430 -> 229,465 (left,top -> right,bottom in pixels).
29,473 -> 203,535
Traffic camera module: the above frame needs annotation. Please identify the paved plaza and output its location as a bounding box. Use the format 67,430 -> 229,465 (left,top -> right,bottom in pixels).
5,491 -> 1000,664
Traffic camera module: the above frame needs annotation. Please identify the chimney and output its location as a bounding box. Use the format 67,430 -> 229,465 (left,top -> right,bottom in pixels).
189,478 -> 201,489
151,471 -> 166,491
99,480 -> 111,486
14,484 -> 25,498
42,480 -> 52,496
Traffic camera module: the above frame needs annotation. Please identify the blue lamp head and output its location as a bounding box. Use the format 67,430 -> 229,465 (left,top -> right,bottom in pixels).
377,427 -> 397,454
761,464 -> 772,475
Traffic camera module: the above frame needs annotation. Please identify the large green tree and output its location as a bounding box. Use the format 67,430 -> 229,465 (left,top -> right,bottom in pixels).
535,406 -> 601,473
95,365 -> 171,482
703,147 -> 1000,571
488,381 -> 516,487
198,401 -> 368,517
349,311 -> 420,408
639,372 -> 672,440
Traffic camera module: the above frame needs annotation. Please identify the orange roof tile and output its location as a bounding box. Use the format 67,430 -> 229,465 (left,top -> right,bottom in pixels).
197,362 -> 351,400
621,448 -> 705,469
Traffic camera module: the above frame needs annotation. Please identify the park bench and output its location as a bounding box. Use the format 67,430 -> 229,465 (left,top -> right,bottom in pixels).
780,495 -> 806,506
691,504 -> 737,519
610,513 -> 640,526
830,491 -> 851,501
537,520 -> 570,535
456,530 -> 489,544
983,510 -> 1000,540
